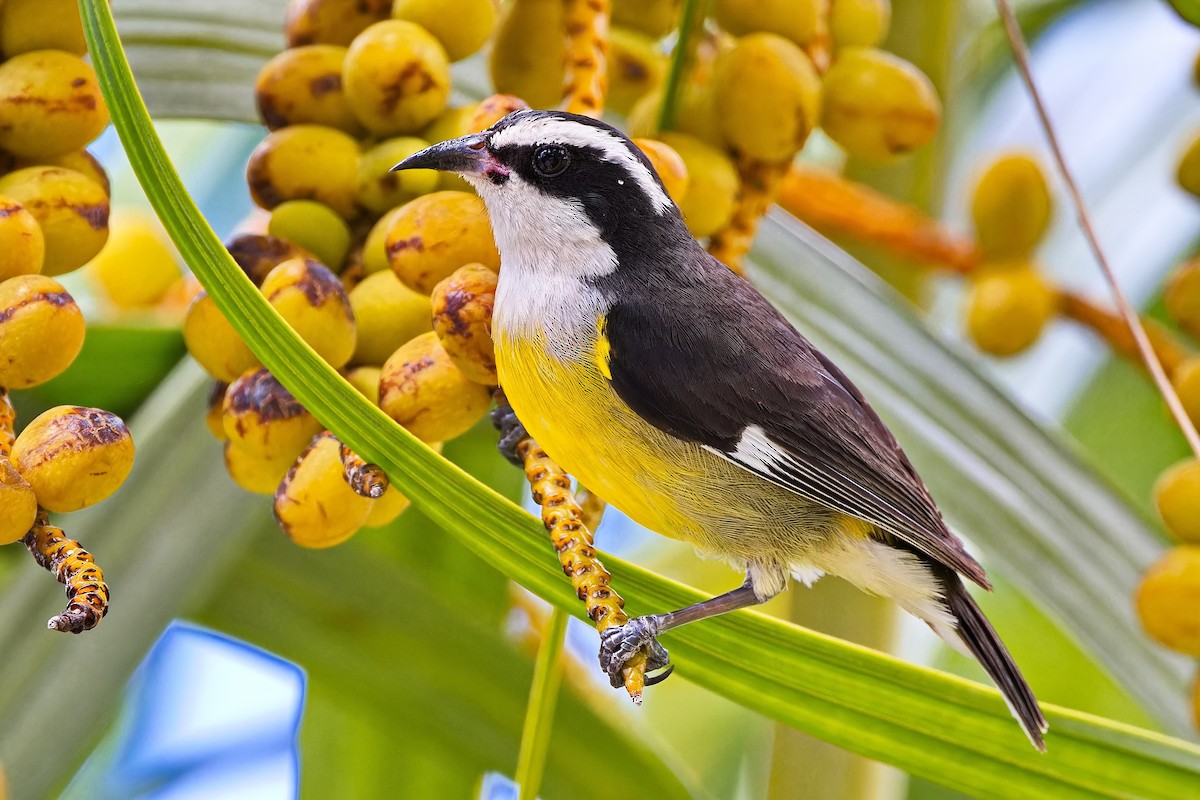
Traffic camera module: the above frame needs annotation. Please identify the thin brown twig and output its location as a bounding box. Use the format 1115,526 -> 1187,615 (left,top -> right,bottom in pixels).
996,0 -> 1200,458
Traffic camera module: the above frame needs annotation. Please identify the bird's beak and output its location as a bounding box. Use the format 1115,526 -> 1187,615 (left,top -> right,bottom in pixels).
390,132 -> 506,179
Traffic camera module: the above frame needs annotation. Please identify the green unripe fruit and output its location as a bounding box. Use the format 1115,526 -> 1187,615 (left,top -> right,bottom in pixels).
356,137 -> 439,215
267,200 -> 353,271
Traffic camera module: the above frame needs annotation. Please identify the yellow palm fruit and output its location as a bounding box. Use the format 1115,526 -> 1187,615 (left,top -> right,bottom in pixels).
344,21 -> 451,136
0,275 -> 85,388
627,83 -> 724,147
971,154 -> 1052,259
225,233 -> 313,286
633,139 -> 689,205
255,45 -> 363,134
385,191 -> 500,294
285,0 -> 391,47
0,51 -> 109,160
206,381 -> 229,441
964,266 -> 1057,357
246,125 -> 361,219
1178,131 -> 1200,200
608,28 -> 667,116
348,269 -> 433,365
1155,459 -> 1200,544
274,431 -> 373,548
1166,257 -> 1200,340
0,0 -> 88,57
1172,358 -> 1200,429
829,0 -> 891,48
183,291 -> 260,382
85,209 -> 182,309
391,0 -> 497,62
362,207 -> 404,275
0,166 -> 110,276
470,94 -> 531,133
267,200 -> 352,271
714,33 -> 822,162
431,264 -> 498,384
222,368 -> 324,462
821,47 -> 941,161
17,150 -> 111,194
612,0 -> 679,38
0,458 -> 37,545
1136,545 -> 1200,656
11,406 -> 135,513
380,331 -> 492,441
224,440 -> 296,496
489,0 -> 566,109
714,0 -> 821,46
345,365 -> 383,402
261,257 -> 357,368
356,137 -> 439,215
656,132 -> 738,238
0,197 -> 45,280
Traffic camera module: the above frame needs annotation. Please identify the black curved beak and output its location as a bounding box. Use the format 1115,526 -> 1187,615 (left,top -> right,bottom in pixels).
390,132 -> 505,178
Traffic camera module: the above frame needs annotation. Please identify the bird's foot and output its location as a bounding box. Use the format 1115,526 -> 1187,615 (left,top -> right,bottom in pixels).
489,400 -> 527,466
599,616 -> 674,689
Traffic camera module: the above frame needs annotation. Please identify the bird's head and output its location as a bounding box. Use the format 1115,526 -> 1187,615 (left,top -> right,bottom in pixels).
392,110 -> 695,278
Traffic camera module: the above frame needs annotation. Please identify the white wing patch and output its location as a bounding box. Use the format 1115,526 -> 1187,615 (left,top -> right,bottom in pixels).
489,113 -> 673,214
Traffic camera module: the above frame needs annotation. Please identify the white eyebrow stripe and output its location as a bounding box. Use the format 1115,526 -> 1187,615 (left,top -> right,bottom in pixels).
488,115 -> 672,214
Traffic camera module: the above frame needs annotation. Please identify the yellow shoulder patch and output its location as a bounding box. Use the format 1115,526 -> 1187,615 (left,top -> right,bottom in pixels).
594,316 -> 612,381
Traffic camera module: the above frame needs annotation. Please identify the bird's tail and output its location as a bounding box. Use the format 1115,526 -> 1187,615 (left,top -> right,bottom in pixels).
941,574 -> 1048,751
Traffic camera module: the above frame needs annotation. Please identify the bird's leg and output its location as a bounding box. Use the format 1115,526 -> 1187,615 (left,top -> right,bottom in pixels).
489,389 -> 527,465
598,575 -> 768,689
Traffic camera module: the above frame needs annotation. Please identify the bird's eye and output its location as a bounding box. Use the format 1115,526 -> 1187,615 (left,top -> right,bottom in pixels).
533,145 -> 570,177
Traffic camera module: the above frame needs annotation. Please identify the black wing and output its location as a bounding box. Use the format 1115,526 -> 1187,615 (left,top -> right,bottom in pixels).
599,257 -> 988,588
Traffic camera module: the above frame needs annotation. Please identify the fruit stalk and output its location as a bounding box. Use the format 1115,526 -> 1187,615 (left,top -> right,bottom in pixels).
0,389 -> 14,458
561,0 -> 610,116
1058,291 -> 1190,377
339,441 -> 389,498
708,159 -> 790,274
22,509 -> 108,633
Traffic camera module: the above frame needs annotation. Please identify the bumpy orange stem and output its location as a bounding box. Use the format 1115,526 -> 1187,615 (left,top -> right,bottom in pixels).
0,389 -> 14,459
517,439 -> 647,700
803,1 -> 832,75
709,160 -> 791,275
23,509 -> 109,634
562,0 -> 610,117
1058,291 -> 1190,377
339,441 -> 389,498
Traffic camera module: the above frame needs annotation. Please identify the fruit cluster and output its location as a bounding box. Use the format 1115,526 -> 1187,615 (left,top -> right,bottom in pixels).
0,0 -> 136,633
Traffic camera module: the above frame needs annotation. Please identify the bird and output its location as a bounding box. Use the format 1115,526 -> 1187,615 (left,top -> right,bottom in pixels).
393,109 -> 1048,750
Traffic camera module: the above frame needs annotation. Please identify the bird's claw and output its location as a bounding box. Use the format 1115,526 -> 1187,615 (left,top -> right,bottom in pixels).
599,617 -> 672,689
489,402 -> 527,466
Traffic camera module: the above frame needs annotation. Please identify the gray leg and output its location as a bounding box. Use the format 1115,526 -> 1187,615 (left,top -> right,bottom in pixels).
598,575 -> 772,689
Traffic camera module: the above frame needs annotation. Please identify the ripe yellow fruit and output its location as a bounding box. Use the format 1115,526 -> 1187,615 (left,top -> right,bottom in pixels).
261,257 -> 357,368
0,0 -> 88,57
356,137 -> 439,215
0,458 -> 37,545
380,331 -> 492,441
224,440 -> 297,496
85,209 -> 182,309
1165,257 -> 1200,340
714,33 -> 822,161
222,368 -> 324,462
183,292 -> 261,382
964,266 -> 1057,357
0,197 -> 45,280
362,206 -> 405,275
489,0 -> 565,109
0,166 -> 110,276
1136,545 -> 1200,656
0,51 -> 109,160
633,138 -> 689,205
17,149 -> 111,194
267,200 -> 352,271
0,274 -> 85,388
608,28 -> 667,115
348,269 -> 433,365
345,365 -> 383,402
11,405 -> 135,513
971,154 -> 1052,259
612,0 -> 679,38
225,233 -> 313,286
431,264 -> 498,384
246,125 -> 361,219
364,483 -> 413,527
391,0 -> 497,62
385,191 -> 500,294
821,47 -> 941,161
627,83 -> 724,147
286,0 -> 391,47
1178,131 -> 1200,200
206,381 -> 229,441
1154,459 -> 1200,544
274,431 -> 373,548
829,0 -> 891,48
1172,358 -> 1200,430
255,45 -> 363,134
655,132 -> 738,238
470,93 -> 530,133
714,0 -> 821,46
343,20 -> 451,136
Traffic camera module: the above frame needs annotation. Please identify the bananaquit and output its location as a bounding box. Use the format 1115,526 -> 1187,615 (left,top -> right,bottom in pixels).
394,110 -> 1048,749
